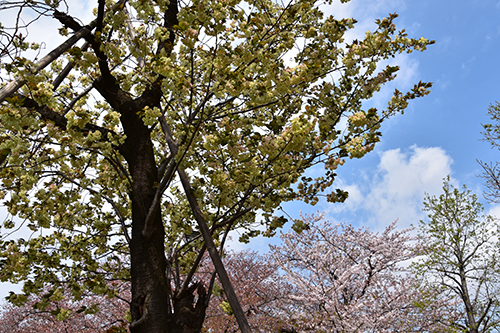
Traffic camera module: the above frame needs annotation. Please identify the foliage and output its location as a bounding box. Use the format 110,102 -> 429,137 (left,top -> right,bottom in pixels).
0,0 -> 433,331
479,102 -> 500,203
412,177 -> 500,333
270,213 -> 457,332
0,283 -> 130,332
0,216 -> 462,333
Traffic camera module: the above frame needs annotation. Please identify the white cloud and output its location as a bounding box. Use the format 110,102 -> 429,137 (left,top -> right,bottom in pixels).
486,204 -> 500,219
366,146 -> 454,226
325,145 -> 455,231
238,146 -> 456,252
327,178 -> 365,213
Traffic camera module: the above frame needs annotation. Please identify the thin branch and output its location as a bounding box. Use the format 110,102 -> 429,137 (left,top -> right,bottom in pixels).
0,25 -> 92,102
96,0 -> 105,36
178,244 -> 207,296
1,0 -> 127,102
12,95 -> 121,152
478,159 -> 500,203
52,41 -> 90,90
45,170 -> 131,246
62,84 -> 93,114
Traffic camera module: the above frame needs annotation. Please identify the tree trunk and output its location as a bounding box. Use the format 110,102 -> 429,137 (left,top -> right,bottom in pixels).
129,197 -> 170,333
459,260 -> 478,333
169,282 -> 208,333
122,104 -> 170,333
90,0 -> 213,329
120,99 -> 209,333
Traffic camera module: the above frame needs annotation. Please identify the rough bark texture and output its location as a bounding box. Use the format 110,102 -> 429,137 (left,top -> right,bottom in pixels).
170,283 -> 208,333
123,107 -> 170,333
93,64 -> 209,333
122,105 -> 208,333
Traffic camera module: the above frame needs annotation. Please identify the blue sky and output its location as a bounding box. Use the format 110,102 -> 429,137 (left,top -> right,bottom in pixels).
1,0 -> 500,295
235,0 -> 500,250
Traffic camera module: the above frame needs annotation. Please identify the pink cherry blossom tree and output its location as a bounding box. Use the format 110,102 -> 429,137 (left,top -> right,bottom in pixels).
202,249 -> 295,333
270,214 -> 458,332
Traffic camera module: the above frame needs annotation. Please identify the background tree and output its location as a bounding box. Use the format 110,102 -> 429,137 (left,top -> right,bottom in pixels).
0,250 -> 293,333
202,250 -> 294,333
0,0 -> 433,331
412,178 -> 500,333
0,282 -> 130,332
479,102 -> 500,203
270,214 -> 455,333
0,218 -> 459,333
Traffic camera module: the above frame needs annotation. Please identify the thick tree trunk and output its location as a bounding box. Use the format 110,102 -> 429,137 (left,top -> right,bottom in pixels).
129,200 -> 170,333
126,148 -> 208,332
121,106 -> 170,333
120,99 -> 209,333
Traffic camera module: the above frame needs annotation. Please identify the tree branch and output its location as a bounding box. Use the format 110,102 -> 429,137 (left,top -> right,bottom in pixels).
176,167 -> 252,333
10,95 -> 125,154
44,170 -> 131,246
54,9 -> 114,83
52,41 -> 90,90
0,26 -> 92,102
122,4 -> 145,68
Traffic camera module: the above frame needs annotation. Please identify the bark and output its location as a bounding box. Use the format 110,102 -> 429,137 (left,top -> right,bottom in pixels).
116,92 -> 210,333
170,283 -> 208,333
51,2 -> 206,330
90,75 -> 167,332
124,115 -> 170,333
459,266 -> 478,333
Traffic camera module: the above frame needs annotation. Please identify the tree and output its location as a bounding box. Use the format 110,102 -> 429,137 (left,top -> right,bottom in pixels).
202,250 -> 294,333
413,178 -> 500,333
0,283 -> 130,332
479,102 -> 500,203
0,250 -> 294,333
270,214 -> 455,332
0,0 -> 433,331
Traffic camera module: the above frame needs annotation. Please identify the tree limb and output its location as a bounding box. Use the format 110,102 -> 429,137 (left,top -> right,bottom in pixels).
122,4 -> 145,68
52,41 -> 90,90
0,26 -> 91,102
176,167 -> 252,333
44,170 -> 131,246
